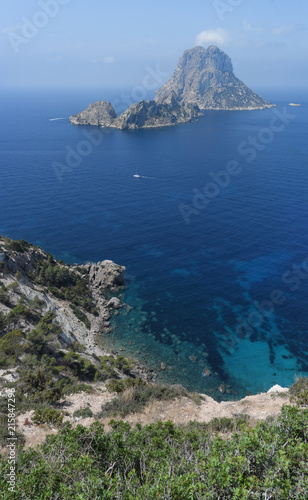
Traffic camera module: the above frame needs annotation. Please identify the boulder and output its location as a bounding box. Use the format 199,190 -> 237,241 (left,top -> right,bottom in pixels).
267,385 -> 289,394
107,297 -> 122,309
88,260 -> 126,290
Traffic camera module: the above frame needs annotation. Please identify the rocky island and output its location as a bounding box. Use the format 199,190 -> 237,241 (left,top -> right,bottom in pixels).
70,45 -> 274,130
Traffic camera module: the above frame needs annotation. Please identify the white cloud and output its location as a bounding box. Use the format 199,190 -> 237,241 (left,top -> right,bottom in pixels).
196,28 -> 230,47
273,23 -> 298,35
102,56 -> 115,64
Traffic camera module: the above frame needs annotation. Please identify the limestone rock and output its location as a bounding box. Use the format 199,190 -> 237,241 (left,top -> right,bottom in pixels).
107,297 -> 122,309
70,101 -> 117,127
267,385 -> 289,394
155,45 -> 273,110
114,96 -> 202,130
88,260 -> 126,290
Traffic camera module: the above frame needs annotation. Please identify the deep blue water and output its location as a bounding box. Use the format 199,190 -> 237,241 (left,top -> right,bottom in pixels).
1,87 -> 308,400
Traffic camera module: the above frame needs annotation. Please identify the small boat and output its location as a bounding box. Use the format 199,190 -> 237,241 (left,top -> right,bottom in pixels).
133,167 -> 141,178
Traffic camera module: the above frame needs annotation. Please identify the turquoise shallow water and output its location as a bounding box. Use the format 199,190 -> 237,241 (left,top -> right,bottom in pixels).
1,88 -> 308,400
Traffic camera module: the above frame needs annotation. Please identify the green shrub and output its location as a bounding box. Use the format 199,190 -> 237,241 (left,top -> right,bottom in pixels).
9,239 -> 31,253
289,376 -> 308,405
0,329 -> 23,358
99,355 -> 133,378
0,284 -> 11,307
0,312 -> 5,332
4,299 -> 31,327
101,383 -> 189,418
106,377 -> 146,394
207,414 -> 250,433
73,407 -> 93,419
32,407 -> 63,427
26,311 -> 61,355
17,367 -> 60,405
57,378 -> 94,396
63,351 -> 97,380
1,406 -> 308,499
69,304 -> 90,329
33,258 -> 96,314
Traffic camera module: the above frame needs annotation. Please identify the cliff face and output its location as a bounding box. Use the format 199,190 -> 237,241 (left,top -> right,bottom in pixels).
70,101 -> 117,127
69,45 -> 273,129
155,45 -> 273,110
114,96 -> 202,129
0,236 -> 125,356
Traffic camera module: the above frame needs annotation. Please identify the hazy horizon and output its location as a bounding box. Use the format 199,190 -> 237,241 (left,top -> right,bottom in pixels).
1,0 -> 307,91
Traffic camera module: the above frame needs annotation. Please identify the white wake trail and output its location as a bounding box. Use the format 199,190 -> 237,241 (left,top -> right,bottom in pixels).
49,117 -> 68,121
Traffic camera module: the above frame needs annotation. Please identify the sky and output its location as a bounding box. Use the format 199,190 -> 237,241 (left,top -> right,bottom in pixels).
0,0 -> 307,91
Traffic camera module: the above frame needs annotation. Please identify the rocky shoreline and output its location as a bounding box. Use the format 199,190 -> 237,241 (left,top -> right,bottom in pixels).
0,236 -> 156,384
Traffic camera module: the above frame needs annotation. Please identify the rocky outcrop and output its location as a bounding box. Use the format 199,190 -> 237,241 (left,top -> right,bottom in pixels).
114,96 -> 202,129
70,101 -> 117,127
107,297 -> 122,309
155,45 -> 273,110
86,260 -> 126,291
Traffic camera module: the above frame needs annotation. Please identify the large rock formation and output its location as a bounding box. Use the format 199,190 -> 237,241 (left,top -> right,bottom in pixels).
155,45 -> 273,110
69,45 -> 273,129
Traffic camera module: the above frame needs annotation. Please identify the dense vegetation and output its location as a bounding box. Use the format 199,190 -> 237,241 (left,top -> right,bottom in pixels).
32,254 -> 98,316
1,236 -> 97,317
0,404 -> 307,499
101,380 -> 198,418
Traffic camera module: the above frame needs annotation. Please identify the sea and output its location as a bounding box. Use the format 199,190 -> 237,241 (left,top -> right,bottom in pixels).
1,87 -> 308,401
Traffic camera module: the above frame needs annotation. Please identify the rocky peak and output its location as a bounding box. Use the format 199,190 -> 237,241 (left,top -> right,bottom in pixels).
177,45 -> 233,77
155,45 -> 273,110
70,101 -> 117,127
